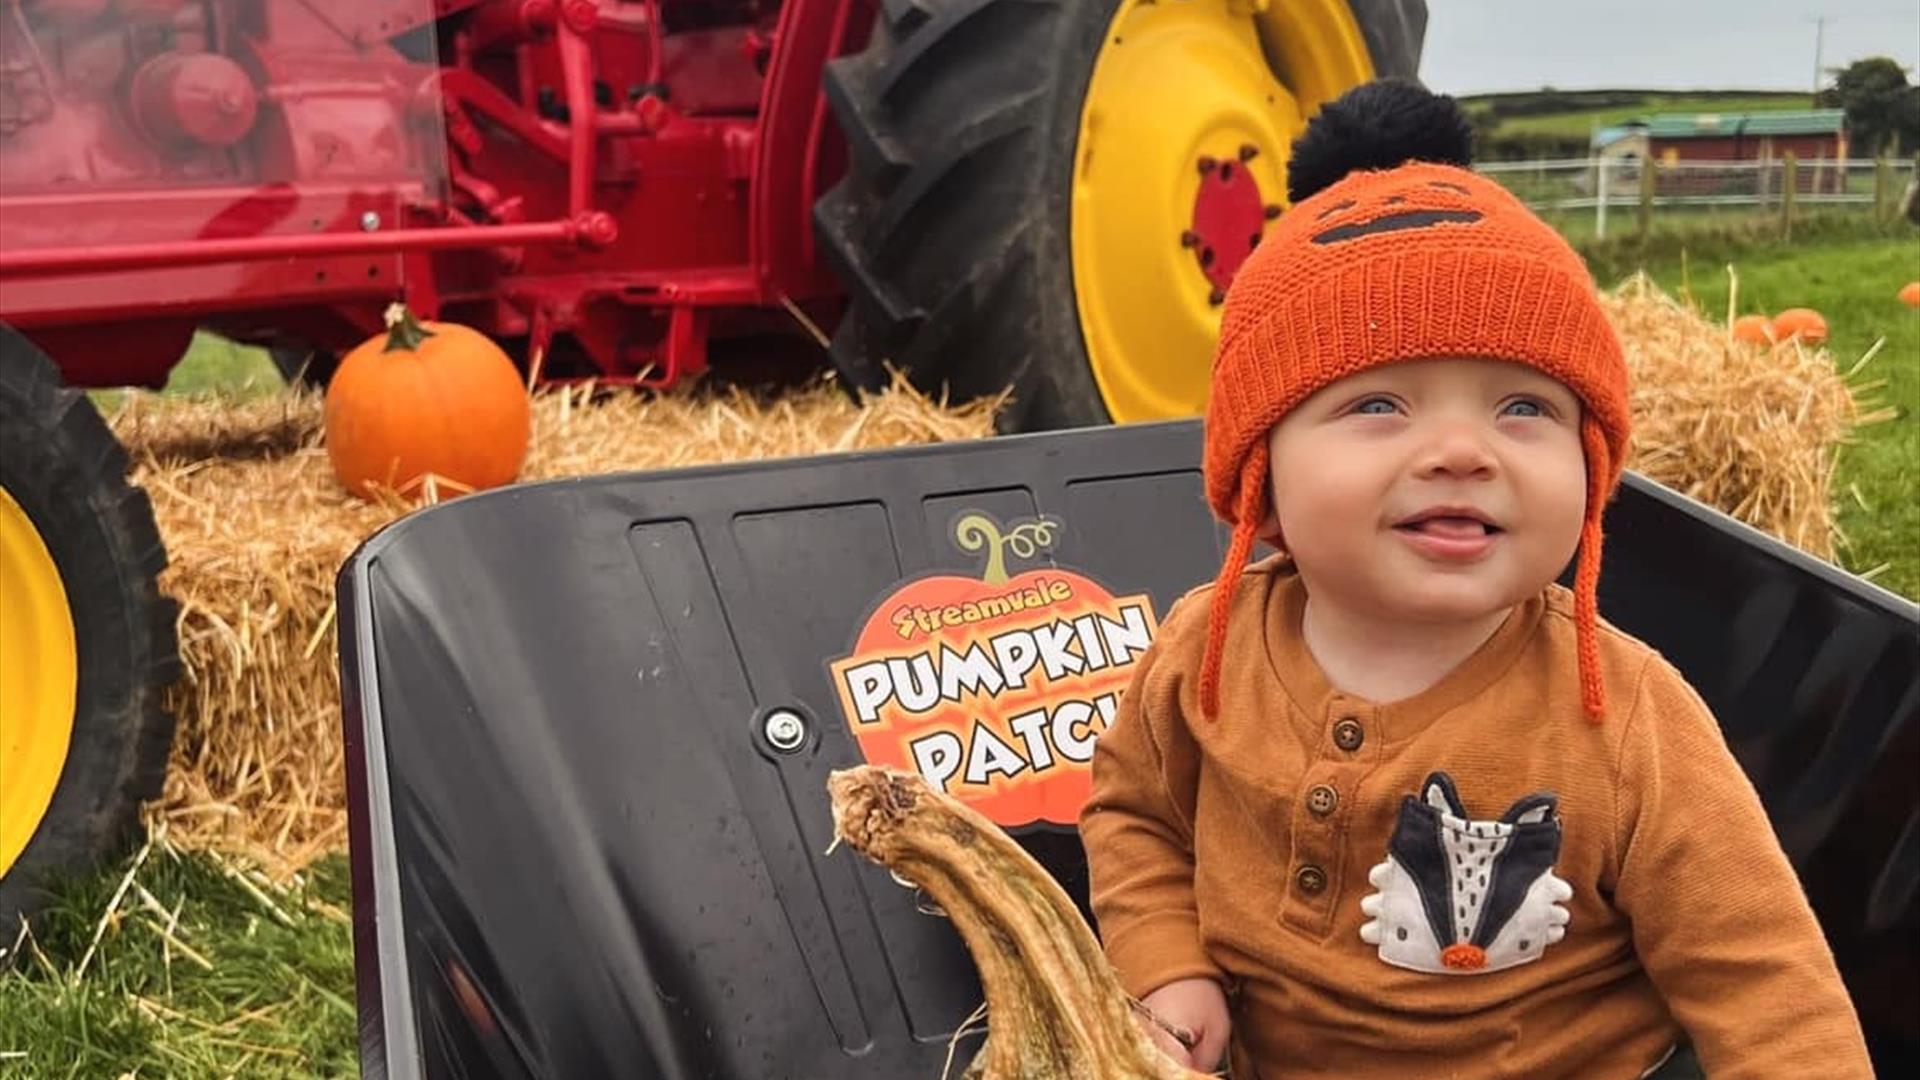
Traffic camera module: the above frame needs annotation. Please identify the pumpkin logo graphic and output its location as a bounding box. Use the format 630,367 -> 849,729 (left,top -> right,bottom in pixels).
828,514 -> 1156,828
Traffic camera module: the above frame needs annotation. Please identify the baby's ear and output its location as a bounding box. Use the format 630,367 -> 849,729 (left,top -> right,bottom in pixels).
1256,508 -> 1285,546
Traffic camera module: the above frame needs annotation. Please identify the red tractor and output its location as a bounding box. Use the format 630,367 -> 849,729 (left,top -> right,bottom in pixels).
0,0 -> 1423,914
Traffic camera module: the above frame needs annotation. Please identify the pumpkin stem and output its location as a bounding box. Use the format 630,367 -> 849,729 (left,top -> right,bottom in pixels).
955,514 -> 1010,585
827,767 -> 1205,1079
382,302 -> 436,353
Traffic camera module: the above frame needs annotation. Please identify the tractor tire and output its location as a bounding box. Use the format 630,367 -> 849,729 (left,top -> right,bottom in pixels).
816,0 -> 1424,432
0,325 -> 179,927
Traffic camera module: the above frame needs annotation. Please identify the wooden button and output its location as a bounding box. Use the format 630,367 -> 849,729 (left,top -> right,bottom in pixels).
1295,864 -> 1328,895
1333,718 -> 1364,752
1307,784 -> 1339,816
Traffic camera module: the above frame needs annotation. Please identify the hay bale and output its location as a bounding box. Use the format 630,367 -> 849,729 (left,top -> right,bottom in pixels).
115,377 -> 997,877
1603,274 -> 1888,562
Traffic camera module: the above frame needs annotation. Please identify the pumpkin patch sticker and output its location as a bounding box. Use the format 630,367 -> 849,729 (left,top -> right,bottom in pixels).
828,513 -> 1156,829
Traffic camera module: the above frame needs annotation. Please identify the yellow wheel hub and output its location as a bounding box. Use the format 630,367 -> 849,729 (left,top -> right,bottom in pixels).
1072,0 -> 1374,423
0,485 -> 77,879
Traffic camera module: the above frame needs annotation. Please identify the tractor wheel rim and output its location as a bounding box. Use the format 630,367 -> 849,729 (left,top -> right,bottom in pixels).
1071,0 -> 1375,423
0,485 -> 78,880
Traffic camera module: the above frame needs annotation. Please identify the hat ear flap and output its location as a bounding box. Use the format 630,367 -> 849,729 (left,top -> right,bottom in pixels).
1199,444 -> 1272,719
1575,415 -> 1612,722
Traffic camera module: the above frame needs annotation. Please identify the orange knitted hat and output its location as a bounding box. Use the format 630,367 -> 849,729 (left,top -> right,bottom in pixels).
1200,81 -> 1630,722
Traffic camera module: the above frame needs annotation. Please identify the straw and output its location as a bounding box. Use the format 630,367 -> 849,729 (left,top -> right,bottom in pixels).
1603,273 -> 1887,563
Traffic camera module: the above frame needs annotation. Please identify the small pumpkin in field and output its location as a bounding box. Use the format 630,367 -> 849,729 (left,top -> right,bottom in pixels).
1731,314 -> 1773,345
325,303 -> 530,501
1900,282 -> 1920,308
1769,308 -> 1828,346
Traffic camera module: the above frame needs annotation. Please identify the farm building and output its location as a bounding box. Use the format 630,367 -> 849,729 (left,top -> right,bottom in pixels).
1592,110 -> 1851,195
1634,109 -> 1849,164
1591,124 -> 1648,164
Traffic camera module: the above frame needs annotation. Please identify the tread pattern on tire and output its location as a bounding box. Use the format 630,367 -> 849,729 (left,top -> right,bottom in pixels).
815,0 -> 1106,432
0,326 -> 178,923
815,0 -> 1427,432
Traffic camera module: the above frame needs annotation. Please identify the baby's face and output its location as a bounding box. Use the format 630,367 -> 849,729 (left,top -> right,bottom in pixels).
1265,358 -> 1588,626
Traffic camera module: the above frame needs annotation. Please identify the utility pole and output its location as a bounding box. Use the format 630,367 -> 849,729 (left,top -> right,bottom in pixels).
1810,14 -> 1827,105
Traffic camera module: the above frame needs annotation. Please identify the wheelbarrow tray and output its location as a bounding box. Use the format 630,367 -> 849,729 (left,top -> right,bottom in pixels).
337,419 -> 1918,1079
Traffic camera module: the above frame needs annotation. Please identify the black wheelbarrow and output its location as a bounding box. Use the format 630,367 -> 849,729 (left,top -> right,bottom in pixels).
337,419 -> 1918,1079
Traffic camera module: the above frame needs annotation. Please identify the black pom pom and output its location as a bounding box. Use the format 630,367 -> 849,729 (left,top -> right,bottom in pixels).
1286,79 -> 1474,204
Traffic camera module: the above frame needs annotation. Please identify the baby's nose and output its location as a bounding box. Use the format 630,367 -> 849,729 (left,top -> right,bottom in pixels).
1414,421 -> 1498,479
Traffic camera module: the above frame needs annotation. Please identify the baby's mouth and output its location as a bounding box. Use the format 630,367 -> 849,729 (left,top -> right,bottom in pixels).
1398,517 -> 1499,538
1393,509 -> 1505,539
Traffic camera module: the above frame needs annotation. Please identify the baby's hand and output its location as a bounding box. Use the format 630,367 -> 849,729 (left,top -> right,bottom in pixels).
1136,977 -> 1231,1071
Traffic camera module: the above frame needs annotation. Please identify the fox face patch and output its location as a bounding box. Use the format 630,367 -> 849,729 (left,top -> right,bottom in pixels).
1360,772 -> 1571,975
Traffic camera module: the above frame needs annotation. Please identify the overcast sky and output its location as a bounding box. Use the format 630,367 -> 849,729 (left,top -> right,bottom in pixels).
1419,1 -> 1919,95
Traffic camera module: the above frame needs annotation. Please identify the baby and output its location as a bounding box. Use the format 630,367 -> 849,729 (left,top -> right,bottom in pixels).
1080,81 -> 1870,1078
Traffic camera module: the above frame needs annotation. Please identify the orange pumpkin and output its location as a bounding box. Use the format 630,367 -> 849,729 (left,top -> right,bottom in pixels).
1769,308 -> 1828,346
1900,282 -> 1920,308
324,304 -> 530,501
1731,314 -> 1773,345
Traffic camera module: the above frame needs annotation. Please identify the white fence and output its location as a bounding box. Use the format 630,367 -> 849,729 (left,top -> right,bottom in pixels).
1475,157 -> 1916,238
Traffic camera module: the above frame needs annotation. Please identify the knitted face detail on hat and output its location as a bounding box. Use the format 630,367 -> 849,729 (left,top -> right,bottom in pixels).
1306,179 -> 1483,245
1265,357 -> 1588,638
1198,158 -> 1629,722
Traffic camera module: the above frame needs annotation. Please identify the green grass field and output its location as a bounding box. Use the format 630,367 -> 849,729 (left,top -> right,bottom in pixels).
1479,92 -> 1814,141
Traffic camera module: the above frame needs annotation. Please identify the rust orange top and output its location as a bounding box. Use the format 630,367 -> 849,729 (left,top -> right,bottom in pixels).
1082,558 -> 1870,1078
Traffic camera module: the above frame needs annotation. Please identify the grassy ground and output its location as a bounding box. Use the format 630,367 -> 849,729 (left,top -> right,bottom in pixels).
163,334 -> 281,397
0,847 -> 355,1078
1541,205 -> 1793,246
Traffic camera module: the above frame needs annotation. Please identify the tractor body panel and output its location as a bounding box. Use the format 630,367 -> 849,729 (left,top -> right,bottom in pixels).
338,420 -> 1920,1079
0,0 -> 870,387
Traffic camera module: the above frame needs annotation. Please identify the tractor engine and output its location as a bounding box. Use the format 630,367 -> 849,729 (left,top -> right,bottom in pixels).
0,0 -> 438,195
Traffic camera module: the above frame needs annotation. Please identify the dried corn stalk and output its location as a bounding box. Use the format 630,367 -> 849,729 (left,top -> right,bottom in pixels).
828,766 -> 1206,1079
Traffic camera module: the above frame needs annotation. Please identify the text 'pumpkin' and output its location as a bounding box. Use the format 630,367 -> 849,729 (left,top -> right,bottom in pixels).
325,304 -> 530,502
828,514 -> 1158,829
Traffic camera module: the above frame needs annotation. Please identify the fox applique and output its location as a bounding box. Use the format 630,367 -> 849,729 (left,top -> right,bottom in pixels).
1360,771 -> 1572,974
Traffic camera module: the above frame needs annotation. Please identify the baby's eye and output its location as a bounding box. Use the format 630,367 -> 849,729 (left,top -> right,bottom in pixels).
1352,397 -> 1400,416
1501,398 -> 1547,418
